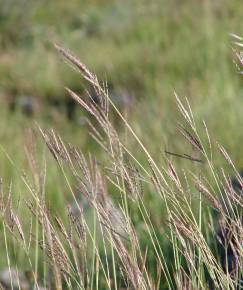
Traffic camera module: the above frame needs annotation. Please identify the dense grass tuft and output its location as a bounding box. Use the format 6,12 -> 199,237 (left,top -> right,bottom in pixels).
0,38 -> 242,289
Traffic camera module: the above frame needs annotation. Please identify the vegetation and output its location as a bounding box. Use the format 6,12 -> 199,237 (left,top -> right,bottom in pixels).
0,42 -> 243,289
0,0 -> 242,289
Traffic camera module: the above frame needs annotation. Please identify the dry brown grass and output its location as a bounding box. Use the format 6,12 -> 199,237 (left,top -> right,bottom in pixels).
0,36 -> 242,289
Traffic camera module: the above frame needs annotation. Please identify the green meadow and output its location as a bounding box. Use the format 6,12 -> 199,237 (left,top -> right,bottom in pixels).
0,1 -> 242,289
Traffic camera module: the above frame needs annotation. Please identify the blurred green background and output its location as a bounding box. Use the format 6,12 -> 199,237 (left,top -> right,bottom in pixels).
0,0 -> 242,284
1,0 -> 242,180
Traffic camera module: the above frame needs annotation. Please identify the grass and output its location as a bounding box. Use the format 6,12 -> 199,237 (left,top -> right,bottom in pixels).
0,38 -> 242,289
0,1 -> 243,289
1,2 -> 242,162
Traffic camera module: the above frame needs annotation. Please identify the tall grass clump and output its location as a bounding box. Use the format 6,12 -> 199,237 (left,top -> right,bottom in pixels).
0,35 -> 242,290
